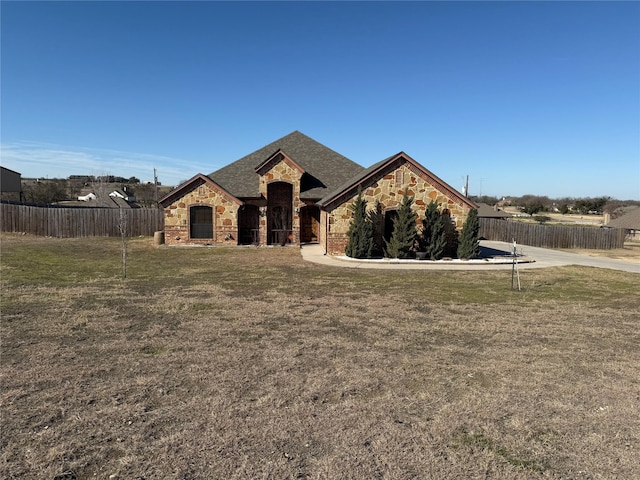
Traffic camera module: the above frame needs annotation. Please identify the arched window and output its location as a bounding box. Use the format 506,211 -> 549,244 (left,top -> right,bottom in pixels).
190,205 -> 213,239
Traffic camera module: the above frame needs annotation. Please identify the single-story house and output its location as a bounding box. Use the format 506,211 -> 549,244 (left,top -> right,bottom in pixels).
72,188 -> 132,208
476,203 -> 512,220
606,206 -> 640,240
159,131 -> 477,255
78,193 -> 97,201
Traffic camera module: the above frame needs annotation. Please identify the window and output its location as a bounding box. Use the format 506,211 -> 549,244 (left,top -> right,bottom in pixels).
190,205 -> 213,239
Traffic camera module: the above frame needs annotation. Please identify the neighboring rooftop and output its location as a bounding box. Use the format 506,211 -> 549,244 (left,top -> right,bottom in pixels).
607,206 -> 640,230
1,166 -> 22,193
476,203 -> 512,219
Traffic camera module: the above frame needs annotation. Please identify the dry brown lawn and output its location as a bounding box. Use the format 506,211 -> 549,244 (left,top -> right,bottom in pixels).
501,209 -> 604,227
1,234 -> 639,479
559,242 -> 640,263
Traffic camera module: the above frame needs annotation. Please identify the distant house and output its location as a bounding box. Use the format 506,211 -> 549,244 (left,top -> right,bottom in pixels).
0,167 -> 23,201
78,193 -> 97,201
606,206 -> 640,240
72,188 -> 132,208
107,195 -> 132,209
110,190 -> 126,199
69,175 -> 94,188
160,131 -> 477,255
476,203 -> 511,220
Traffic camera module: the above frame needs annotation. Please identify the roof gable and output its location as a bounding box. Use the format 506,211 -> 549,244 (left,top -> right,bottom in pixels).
159,173 -> 242,207
318,152 -> 477,210
208,131 -> 364,199
255,149 -> 305,176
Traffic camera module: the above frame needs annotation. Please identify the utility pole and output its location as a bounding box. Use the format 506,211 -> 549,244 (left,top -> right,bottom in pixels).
464,175 -> 469,198
154,168 -> 158,207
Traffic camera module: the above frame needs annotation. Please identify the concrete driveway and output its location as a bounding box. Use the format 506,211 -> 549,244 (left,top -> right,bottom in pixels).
300,241 -> 640,273
482,241 -> 640,273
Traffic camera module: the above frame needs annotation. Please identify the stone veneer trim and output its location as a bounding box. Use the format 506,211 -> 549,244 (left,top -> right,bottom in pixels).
255,150 -> 305,177
319,152 -> 476,212
161,173 -> 243,208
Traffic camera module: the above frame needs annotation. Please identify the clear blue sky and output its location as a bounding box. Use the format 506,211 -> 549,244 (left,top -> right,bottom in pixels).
1,1 -> 639,200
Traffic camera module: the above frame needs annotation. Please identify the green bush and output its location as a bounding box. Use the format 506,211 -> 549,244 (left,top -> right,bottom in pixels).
457,208 -> 480,259
534,215 -> 551,224
345,189 -> 374,259
418,200 -> 447,260
385,189 -> 418,259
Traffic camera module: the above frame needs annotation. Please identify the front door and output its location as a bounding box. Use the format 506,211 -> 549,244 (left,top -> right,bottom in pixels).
238,205 -> 259,245
300,206 -> 320,243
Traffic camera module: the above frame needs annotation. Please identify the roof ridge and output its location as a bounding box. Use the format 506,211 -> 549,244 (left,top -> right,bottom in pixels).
206,132 -> 364,199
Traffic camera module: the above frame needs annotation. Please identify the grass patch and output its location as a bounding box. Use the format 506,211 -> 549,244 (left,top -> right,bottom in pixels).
139,345 -> 166,356
459,431 -> 544,472
2,233 -> 639,479
2,234 -> 638,307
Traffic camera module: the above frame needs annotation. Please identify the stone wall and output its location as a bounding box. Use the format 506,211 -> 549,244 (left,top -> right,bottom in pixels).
164,181 -> 240,245
259,157 -> 305,244
325,161 -> 473,255
163,157 -> 308,247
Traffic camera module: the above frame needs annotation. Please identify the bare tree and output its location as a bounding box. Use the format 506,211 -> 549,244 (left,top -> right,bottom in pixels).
117,208 -> 128,279
22,179 -> 68,204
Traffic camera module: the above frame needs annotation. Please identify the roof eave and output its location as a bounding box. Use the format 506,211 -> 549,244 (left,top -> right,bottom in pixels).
159,173 -> 243,207
318,152 -> 477,211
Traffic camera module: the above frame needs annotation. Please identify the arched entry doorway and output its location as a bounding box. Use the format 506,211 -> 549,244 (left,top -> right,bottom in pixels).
267,182 -> 293,245
300,205 -> 320,243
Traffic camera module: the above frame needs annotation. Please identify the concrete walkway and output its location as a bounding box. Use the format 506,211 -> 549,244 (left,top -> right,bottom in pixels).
300,241 -> 640,273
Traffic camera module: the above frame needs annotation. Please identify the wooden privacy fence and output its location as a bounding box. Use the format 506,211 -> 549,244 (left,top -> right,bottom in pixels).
479,218 -> 626,250
1,203 -> 164,237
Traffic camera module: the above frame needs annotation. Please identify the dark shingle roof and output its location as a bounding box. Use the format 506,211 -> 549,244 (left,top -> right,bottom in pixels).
208,131 -> 364,199
607,206 -> 640,230
317,154 -> 395,206
476,203 -> 512,218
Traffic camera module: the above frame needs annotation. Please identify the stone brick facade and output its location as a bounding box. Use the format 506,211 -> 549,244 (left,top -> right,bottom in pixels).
163,156 -> 313,247
163,178 -> 241,246
159,137 -> 476,256
257,154 -> 305,245
324,160 -> 473,255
